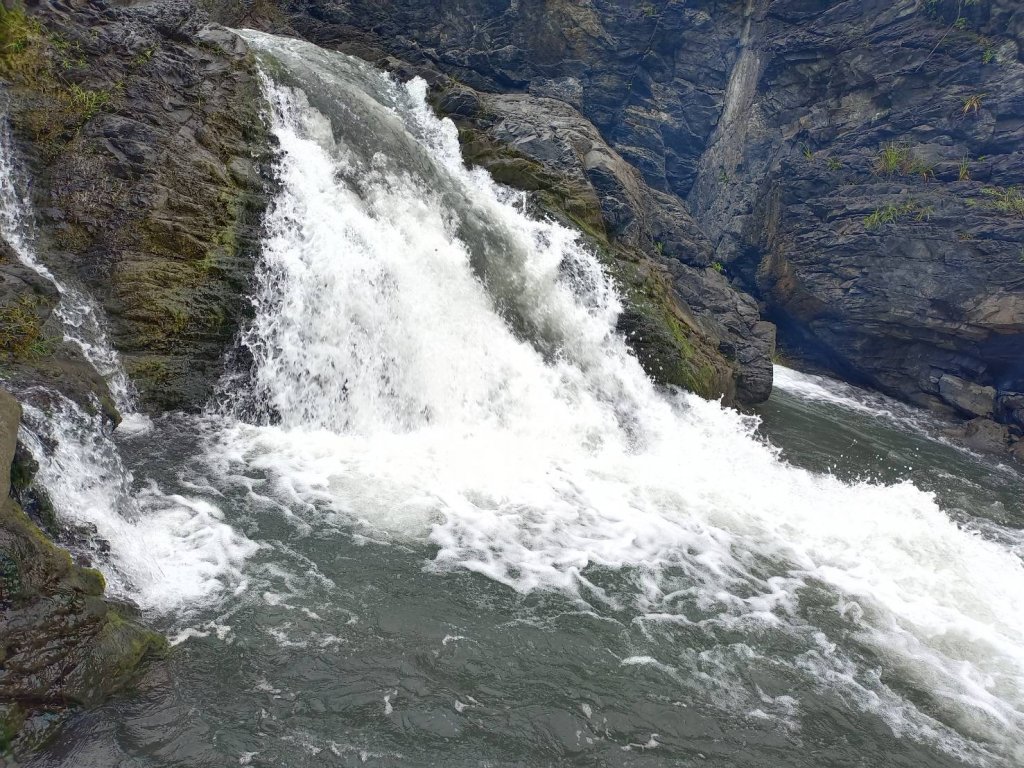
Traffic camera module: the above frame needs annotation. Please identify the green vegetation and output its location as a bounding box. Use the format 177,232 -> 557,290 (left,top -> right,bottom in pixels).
66,82 -> 110,119
131,45 -> 156,67
800,143 -> 814,160
979,36 -> 997,64
958,155 -> 971,181
826,157 -> 843,171
0,7 -> 114,145
864,199 -> 932,230
0,297 -> 53,362
978,186 -> 1024,217
711,261 -> 724,273
874,143 -> 933,180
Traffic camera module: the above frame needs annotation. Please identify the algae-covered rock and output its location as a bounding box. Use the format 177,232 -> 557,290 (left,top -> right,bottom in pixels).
1,0 -> 273,411
0,388 -> 165,756
0,236 -> 120,423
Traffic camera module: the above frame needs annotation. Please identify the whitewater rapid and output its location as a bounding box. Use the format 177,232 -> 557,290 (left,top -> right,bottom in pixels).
2,30 -> 1023,767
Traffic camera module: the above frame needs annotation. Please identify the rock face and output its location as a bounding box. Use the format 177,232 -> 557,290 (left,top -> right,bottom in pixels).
1,0 -> 275,752
258,0 -> 1024,454
1,0 -> 273,411
690,0 -> 1024,453
0,387 -> 165,754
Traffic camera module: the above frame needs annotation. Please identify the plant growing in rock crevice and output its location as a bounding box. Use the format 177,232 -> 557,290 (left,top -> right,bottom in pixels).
958,155 -> 971,181
874,143 -> 933,180
961,93 -> 984,117
977,186 -> 1024,217
0,297 -> 53,362
864,199 -> 932,230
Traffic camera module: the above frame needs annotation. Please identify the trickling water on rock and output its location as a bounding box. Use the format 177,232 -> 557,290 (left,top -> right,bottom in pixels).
11,32 -> 1024,768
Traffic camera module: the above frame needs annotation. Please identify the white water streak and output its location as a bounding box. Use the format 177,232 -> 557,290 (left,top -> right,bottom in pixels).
19,397 -> 257,612
0,121 -> 138,414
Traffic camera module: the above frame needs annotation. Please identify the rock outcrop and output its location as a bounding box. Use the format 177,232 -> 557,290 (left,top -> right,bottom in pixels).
1,0 -> 273,411
434,82 -> 773,403
690,0 -> 1024,455
0,387 -> 165,756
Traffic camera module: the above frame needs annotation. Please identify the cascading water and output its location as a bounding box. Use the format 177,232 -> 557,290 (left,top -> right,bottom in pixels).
0,121 -> 138,414
8,31 -> 1024,768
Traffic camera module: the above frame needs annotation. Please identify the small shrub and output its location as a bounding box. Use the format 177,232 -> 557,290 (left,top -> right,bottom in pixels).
826,157 -> 843,171
711,261 -> 724,273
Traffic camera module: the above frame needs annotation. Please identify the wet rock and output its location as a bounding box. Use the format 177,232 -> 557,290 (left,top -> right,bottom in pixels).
1,0 -> 274,411
997,392 -> 1024,430
436,84 -> 773,403
952,417 -> 1012,455
0,237 -> 119,423
938,375 -> 997,418
0,387 -> 166,756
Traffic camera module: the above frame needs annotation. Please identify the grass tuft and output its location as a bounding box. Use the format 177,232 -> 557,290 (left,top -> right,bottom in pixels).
961,94 -> 984,117
874,143 -> 934,180
864,199 -> 932,230
979,186 -> 1024,217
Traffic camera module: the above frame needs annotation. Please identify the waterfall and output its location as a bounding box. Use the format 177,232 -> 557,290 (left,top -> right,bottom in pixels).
1,28 -> 1022,766
213,31 -> 1024,763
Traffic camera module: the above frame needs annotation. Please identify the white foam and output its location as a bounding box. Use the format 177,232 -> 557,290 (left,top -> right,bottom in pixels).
19,396 -> 257,614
